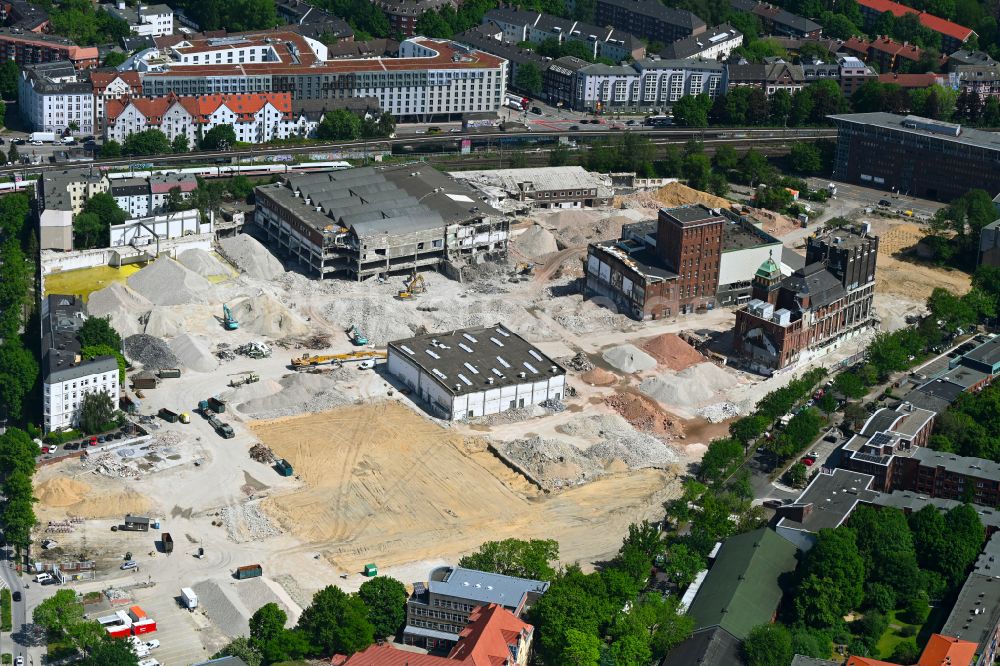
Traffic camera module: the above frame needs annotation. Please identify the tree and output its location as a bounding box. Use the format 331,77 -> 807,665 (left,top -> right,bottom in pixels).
793,528 -> 865,626
785,462 -> 808,488
768,88 -> 793,126
81,345 -> 125,383
514,62 -> 543,96
682,153 -> 712,190
33,589 -> 85,634
249,602 -> 286,649
549,142 -> 571,167
789,142 -> 823,174
729,414 -> 768,444
904,590 -> 930,624
743,624 -> 793,666
102,51 -> 127,68
663,543 -> 704,588
890,639 -> 921,664
79,391 -> 115,435
459,538 -> 559,580
755,185 -> 793,211
316,109 -> 362,140
72,212 -> 105,250
78,315 -> 122,350
101,140 -> 122,158
261,627 -> 313,664
296,585 -> 374,656
212,637 -> 262,666
698,438 -> 743,484
122,129 -> 171,156
171,134 -> 189,153
0,344 -> 37,420
850,505 -> 921,598
0,61 -> 18,101
672,93 -> 711,127
79,638 -> 139,666
201,124 -> 237,151
835,371 -> 868,399
560,628 -> 601,666
0,428 -> 39,479
740,149 -> 772,187
357,576 -> 407,639
7,142 -> 17,165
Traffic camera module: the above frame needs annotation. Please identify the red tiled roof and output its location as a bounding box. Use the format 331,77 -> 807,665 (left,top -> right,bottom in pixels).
336,645 -> 452,666
917,634 -> 977,666
878,72 -> 943,87
447,604 -> 532,666
856,0 -> 975,41
106,92 -> 293,125
90,70 -> 142,93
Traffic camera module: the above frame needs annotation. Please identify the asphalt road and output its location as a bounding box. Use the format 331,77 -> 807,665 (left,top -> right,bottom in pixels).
0,546 -> 35,666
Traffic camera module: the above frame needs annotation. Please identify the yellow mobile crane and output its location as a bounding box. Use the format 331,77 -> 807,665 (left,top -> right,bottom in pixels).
291,350 -> 387,369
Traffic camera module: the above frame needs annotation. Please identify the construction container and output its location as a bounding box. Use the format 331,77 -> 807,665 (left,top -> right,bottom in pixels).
131,372 -> 158,390
275,459 -> 293,477
235,564 -> 263,580
207,397 -> 227,413
157,368 -> 181,379
181,587 -> 198,610
158,408 -> 179,423
364,563 -> 378,577
161,533 -> 173,554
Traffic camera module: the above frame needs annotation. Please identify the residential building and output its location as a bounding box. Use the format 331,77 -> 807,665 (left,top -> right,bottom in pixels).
855,0 -> 975,52
727,60 -> 805,96
733,224 -> 878,371
454,25 -> 551,94
372,0 -> 454,37
387,323 -> 566,421
42,295 -> 120,433
730,0 -> 822,38
402,566 -> 548,650
90,70 -> 142,132
661,23 -> 743,61
338,604 -> 532,666
942,537 -> 1000,666
542,55 -> 589,109
836,55 -> 878,96
18,61 -> 96,134
449,166 -> 612,211
101,2 -> 173,37
254,166 -> 509,281
829,113 -> 1000,201
594,0 -> 706,46
842,36 -> 933,72
840,402 -> 937,492
949,48 -> 997,69
585,205 -> 782,320
912,448 -> 1000,507
774,468 -> 880,550
110,173 -> 197,217
38,169 -> 111,250
872,490 -> 1000,535
664,528 -> 799,663
878,71 -> 947,89
105,92 -> 317,145
325,38 -> 396,59
0,0 -> 50,32
483,8 -> 645,62
848,634 -> 977,666
573,58 -> 727,112
136,35 -> 507,121
952,64 -> 1000,102
0,27 -> 98,68
274,0 -> 354,43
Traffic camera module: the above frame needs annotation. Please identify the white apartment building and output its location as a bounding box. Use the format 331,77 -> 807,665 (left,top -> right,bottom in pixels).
102,2 -> 174,37
662,23 -> 743,60
137,34 -> 507,121
42,295 -> 121,433
91,71 -> 143,132
18,62 -> 95,135
39,170 -> 112,251
574,58 -> 726,111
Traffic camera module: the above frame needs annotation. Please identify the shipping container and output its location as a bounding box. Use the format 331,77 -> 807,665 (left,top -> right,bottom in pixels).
157,368 -> 181,379
235,564 -> 263,580
161,533 -> 173,553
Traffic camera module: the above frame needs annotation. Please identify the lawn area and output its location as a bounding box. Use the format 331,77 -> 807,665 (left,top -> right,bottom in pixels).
875,610 -> 922,659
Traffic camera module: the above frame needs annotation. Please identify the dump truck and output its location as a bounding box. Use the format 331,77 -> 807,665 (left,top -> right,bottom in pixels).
235,564 -> 263,580
208,416 -> 235,439
208,396 -> 227,414
157,368 -> 181,379
158,408 -> 179,423
162,533 -> 174,554
181,587 -> 197,609
275,459 -> 293,477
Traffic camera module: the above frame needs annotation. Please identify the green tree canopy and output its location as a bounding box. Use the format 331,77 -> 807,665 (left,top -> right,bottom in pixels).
317,109 -> 363,141
357,576 -> 408,639
201,124 -> 237,151
78,315 -> 122,350
793,527 -> 865,626
458,538 -> 559,580
79,391 -> 116,435
514,62 -> 543,96
123,129 -> 171,156
249,602 -> 287,649
743,623 -> 793,666
296,585 -> 374,656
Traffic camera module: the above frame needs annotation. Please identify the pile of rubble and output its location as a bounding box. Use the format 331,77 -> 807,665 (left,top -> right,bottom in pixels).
565,352 -> 594,372
698,401 -> 742,423
215,343 -> 236,362
123,334 -> 179,370
540,399 -> 567,413
219,500 -> 281,543
104,588 -> 130,603
249,443 -> 275,464
84,453 -> 141,479
235,342 -> 272,358
469,406 -> 540,426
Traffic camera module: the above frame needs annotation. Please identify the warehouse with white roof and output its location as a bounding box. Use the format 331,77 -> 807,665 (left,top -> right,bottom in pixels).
387,324 -> 566,420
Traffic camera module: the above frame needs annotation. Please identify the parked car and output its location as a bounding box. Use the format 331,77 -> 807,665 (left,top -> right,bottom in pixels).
570,125 -> 580,130
40,577 -> 57,585
97,435 -> 105,444
15,656 -> 23,666
12,591 -> 21,602
530,106 -> 542,115
120,560 -> 138,570
800,456 -> 816,466
144,640 -> 160,650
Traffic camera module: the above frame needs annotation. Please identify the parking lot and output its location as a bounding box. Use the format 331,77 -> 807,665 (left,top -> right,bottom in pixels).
128,585 -> 220,666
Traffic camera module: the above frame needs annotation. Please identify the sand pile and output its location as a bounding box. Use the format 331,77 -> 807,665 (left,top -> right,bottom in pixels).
604,392 -> 683,440
142,308 -> 184,338
602,344 -> 657,373
86,283 -> 152,338
514,225 -> 558,260
231,294 -> 310,337
652,182 -> 730,209
124,333 -> 180,370
220,234 -> 284,280
639,362 -> 737,409
127,257 -> 214,306
169,333 -> 218,373
178,249 -> 231,278
239,372 -> 349,419
643,333 -> 704,371
581,368 -> 619,386
35,477 -> 90,507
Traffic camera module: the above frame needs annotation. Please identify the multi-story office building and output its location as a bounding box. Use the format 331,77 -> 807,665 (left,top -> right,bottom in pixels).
18,61 -> 95,134
733,225 -> 878,371
542,55 -> 589,109
573,58 -> 726,112
855,0 -> 974,52
135,34 -> 507,121
483,8 -> 645,62
403,565 -> 548,651
42,295 -> 120,433
101,2 -> 173,37
595,0 -> 706,45
0,27 -> 98,68
105,92 -> 318,145
829,113 -> 1000,201
661,23 -> 743,61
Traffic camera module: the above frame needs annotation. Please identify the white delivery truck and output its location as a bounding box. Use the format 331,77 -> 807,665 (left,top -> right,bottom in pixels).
29,131 -> 56,143
181,587 -> 198,610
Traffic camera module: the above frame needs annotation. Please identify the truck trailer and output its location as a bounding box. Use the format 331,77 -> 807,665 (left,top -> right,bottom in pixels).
180,587 -> 197,609
30,131 -> 56,143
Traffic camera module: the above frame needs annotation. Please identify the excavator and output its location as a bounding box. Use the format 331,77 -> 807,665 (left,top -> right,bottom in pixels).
348,325 -> 368,346
396,274 -> 427,300
222,303 -> 239,330
291,350 -> 387,369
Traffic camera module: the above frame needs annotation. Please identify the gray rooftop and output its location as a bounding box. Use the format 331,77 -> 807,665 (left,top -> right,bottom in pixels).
963,336 -> 1000,370
42,294 -> 118,384
42,170 -> 108,213
776,468 -> 878,534
426,565 -> 549,608
913,447 -> 1000,481
662,23 -> 741,59
635,57 -> 725,73
600,0 -> 706,30
829,112 -> 1000,152
721,218 -> 780,252
388,323 -> 565,397
785,263 -> 846,310
661,204 -> 725,226
448,166 -> 609,198
111,178 -> 148,197
942,572 -> 1000,652
790,657 -> 841,666
872,491 -> 1000,531
592,239 -> 678,282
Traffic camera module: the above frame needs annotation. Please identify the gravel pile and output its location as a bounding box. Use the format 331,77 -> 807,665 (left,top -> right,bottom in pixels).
238,372 -> 349,419
142,308 -> 184,339
602,344 -> 657,373
192,580 -> 248,638
124,334 -> 179,370
640,362 -> 737,408
220,234 -> 285,280
565,351 -> 594,372
178,248 -> 231,277
220,499 -> 282,544
87,283 -> 152,338
469,406 -> 540,426
230,293 -> 309,337
169,333 -> 219,373
698,401 -> 742,423
514,224 -> 558,260
235,579 -> 290,623
127,257 -> 214,306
